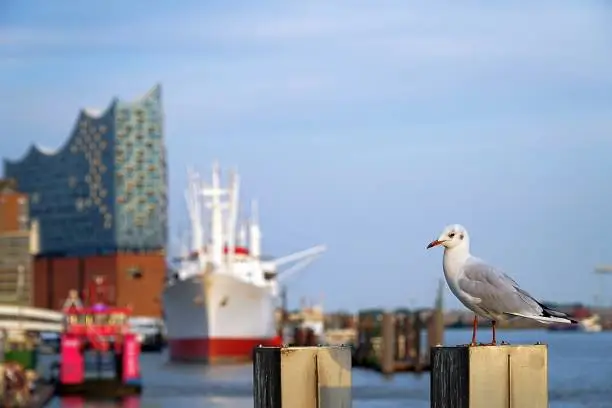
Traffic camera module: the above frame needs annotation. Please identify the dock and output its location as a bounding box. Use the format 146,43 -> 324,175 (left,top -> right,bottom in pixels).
352,280 -> 445,374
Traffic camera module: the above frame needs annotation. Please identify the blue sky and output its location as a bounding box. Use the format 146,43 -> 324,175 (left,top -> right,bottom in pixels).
2,0 -> 612,312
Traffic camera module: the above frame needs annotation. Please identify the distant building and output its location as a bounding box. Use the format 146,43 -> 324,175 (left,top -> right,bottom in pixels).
0,179 -> 33,306
3,85 -> 168,316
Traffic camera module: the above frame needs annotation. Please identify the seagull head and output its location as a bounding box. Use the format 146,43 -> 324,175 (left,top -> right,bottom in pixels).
427,224 -> 469,250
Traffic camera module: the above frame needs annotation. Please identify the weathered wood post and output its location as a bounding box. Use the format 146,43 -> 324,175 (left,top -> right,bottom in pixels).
394,314 -> 404,360
380,312 -> 395,374
428,279 -> 445,351
430,344 -> 548,408
253,345 -> 352,408
404,312 -> 416,360
413,310 -> 423,371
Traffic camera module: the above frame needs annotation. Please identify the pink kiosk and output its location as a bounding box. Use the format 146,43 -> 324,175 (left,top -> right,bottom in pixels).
57,277 -> 142,396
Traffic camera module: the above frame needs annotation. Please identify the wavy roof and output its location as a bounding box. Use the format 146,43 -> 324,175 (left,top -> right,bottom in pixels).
4,84 -> 162,165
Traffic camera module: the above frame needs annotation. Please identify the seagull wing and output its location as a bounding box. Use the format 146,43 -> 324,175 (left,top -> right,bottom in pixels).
457,256 -> 576,324
458,257 -> 545,316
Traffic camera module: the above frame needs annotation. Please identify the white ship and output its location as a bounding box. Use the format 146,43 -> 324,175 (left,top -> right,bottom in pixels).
163,163 -> 326,363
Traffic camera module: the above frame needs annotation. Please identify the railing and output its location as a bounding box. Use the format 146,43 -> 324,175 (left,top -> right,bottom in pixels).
0,321 -> 62,332
0,305 -> 64,332
0,305 -> 62,322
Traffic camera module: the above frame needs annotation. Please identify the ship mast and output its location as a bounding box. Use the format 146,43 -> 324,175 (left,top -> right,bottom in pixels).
176,162 -> 327,287
238,223 -> 247,247
204,162 -> 225,267
249,199 -> 261,259
185,168 -> 203,257
226,169 -> 240,268
226,170 -> 239,254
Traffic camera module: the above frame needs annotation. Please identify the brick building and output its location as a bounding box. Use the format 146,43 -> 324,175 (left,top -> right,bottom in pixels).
0,179 -> 33,306
2,85 -> 168,317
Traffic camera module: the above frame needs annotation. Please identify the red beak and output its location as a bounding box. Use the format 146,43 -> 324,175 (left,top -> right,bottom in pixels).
427,240 -> 443,249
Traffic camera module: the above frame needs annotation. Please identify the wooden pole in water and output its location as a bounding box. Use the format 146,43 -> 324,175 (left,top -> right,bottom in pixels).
404,312 -> 416,360
380,312 -> 395,374
430,344 -> 548,408
413,310 -> 423,371
394,314 -> 403,360
253,345 -> 352,408
429,278 -> 445,348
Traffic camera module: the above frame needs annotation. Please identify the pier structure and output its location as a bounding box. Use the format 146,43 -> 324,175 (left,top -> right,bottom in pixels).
352,279 -> 445,374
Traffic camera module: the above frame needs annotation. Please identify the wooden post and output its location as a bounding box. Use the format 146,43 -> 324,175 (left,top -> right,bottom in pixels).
427,308 -> 444,349
430,344 -> 548,408
413,311 -> 423,370
429,278 -> 445,350
394,314 -> 404,360
380,312 -> 395,374
404,313 -> 416,360
253,345 -> 352,408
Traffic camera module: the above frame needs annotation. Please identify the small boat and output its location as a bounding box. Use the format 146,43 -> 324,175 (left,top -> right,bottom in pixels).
547,314 -> 603,332
578,314 -> 603,332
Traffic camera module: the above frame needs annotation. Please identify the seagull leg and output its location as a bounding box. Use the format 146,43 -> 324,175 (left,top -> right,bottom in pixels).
470,315 -> 478,346
480,320 -> 498,346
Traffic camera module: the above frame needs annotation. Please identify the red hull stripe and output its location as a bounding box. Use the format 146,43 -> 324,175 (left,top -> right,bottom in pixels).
169,337 -> 282,363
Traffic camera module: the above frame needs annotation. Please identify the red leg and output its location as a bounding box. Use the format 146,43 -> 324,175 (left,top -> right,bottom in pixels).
470,315 -> 478,346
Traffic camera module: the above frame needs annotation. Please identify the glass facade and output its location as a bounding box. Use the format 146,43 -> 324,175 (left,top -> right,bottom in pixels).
3,85 -> 167,257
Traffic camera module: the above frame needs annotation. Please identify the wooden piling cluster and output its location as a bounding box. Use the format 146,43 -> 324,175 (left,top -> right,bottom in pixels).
352,308 -> 444,374
253,344 -> 548,407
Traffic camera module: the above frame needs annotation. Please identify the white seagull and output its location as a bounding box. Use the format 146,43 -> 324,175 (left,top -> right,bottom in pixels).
427,224 -> 577,346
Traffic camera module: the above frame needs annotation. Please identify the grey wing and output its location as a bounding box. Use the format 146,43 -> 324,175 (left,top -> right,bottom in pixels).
457,257 -> 543,316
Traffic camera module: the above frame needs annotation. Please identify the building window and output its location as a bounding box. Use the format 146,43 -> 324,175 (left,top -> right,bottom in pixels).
17,197 -> 28,231
18,216 -> 28,231
127,266 -> 142,280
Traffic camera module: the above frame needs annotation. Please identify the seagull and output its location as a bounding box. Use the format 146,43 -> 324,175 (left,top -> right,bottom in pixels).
426,224 -> 577,346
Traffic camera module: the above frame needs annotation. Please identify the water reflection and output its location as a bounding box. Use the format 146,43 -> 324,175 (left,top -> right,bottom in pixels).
43,329 -> 612,408
55,396 -> 141,408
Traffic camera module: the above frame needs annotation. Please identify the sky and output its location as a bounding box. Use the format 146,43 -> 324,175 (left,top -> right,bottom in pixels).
1,0 -> 612,312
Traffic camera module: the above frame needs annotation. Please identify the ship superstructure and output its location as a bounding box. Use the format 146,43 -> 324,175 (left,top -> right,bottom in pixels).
163,163 -> 325,363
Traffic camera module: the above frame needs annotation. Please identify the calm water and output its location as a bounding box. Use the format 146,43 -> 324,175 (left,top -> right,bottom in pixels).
45,329 -> 612,407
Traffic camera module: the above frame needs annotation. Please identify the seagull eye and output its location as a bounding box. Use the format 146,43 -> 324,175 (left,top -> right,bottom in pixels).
448,232 -> 455,238
460,234 -> 464,240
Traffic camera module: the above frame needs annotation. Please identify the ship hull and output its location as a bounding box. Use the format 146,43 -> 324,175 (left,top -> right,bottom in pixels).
163,272 -> 280,364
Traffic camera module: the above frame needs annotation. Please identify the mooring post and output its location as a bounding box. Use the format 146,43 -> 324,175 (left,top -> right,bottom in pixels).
413,311 -> 423,371
427,308 -> 444,349
404,312 -> 416,360
253,345 -> 352,408
430,344 -> 548,408
394,314 -> 403,360
380,312 -> 395,374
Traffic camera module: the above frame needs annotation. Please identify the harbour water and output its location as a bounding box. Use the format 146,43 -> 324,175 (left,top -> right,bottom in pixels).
46,329 -> 612,407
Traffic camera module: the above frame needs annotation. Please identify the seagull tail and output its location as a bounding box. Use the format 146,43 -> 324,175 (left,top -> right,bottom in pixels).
507,309 -> 578,325
539,301 -> 579,324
